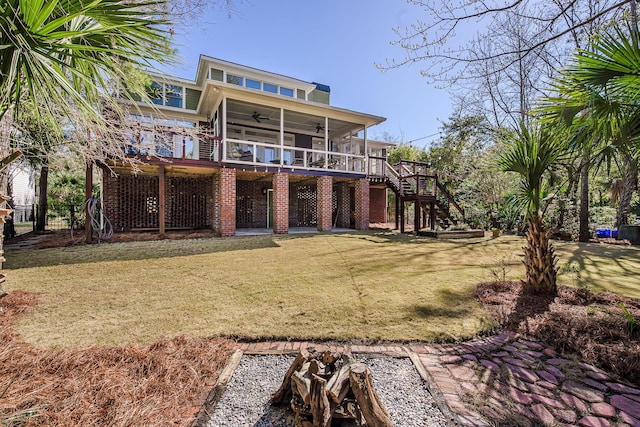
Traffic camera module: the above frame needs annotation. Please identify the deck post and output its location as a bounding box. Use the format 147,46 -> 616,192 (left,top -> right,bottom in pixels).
413,200 -> 420,236
159,165 -> 165,237
430,202 -> 436,230
85,162 -> 93,243
400,199 -> 405,233
395,194 -> 400,230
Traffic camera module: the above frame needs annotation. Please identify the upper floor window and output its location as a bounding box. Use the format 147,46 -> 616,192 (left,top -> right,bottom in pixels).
263,83 -> 278,94
150,82 -> 185,109
227,74 -> 243,86
165,84 -> 183,108
246,79 -> 261,90
150,82 -> 163,105
280,87 -> 294,97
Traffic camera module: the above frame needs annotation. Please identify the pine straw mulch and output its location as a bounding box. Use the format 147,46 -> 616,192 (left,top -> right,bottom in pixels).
0,291 -> 236,426
476,281 -> 640,386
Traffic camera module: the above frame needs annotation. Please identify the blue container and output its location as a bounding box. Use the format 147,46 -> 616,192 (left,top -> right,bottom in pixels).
612,229 -> 619,238
596,229 -> 611,238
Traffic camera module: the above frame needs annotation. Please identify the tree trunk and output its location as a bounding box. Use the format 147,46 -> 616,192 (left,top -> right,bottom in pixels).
36,163 -> 49,232
615,155 -> 638,228
523,214 -> 557,296
578,156 -> 590,242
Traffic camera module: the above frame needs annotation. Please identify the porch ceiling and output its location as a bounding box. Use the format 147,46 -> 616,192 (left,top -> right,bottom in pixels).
226,99 -> 360,137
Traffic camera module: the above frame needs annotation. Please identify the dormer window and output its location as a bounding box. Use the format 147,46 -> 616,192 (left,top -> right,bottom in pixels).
227,74 -> 243,86
279,87 -> 294,97
263,83 -> 278,94
246,79 -> 261,90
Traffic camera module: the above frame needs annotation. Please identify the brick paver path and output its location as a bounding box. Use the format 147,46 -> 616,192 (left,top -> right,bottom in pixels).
412,332 -> 640,426
232,333 -> 640,426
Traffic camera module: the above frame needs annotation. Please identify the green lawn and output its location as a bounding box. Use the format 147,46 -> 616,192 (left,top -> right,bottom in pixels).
4,232 -> 639,349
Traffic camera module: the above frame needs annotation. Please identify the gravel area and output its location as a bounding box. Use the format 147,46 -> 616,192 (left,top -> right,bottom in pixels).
206,354 -> 450,427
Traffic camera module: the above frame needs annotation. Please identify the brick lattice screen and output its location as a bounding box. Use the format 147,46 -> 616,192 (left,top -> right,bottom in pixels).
167,177 -> 213,229
291,184 -> 317,226
103,172 -> 213,231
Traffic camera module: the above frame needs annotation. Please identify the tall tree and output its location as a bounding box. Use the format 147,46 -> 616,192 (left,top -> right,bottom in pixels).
540,22 -> 640,230
499,123 -> 563,295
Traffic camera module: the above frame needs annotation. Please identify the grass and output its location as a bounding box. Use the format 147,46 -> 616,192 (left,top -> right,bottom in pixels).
4,232 -> 640,349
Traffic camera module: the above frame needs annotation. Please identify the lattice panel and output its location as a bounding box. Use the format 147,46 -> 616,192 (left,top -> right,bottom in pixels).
296,185 -> 317,226
236,180 -> 254,228
117,175 -> 159,229
168,177 -> 212,228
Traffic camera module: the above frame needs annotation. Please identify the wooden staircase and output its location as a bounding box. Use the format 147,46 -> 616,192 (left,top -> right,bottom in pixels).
368,157 -> 465,234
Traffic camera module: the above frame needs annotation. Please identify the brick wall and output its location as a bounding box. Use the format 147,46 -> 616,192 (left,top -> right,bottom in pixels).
354,178 -> 370,230
219,168 -> 236,237
317,176 -> 333,231
369,187 -> 387,223
273,173 -> 289,234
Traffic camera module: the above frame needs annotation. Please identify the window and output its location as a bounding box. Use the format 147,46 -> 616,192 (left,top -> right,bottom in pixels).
227,74 -> 243,86
297,89 -> 306,100
263,83 -> 277,93
165,84 -> 183,108
280,87 -> 294,97
210,68 -> 224,81
150,81 -> 163,105
246,79 -> 261,90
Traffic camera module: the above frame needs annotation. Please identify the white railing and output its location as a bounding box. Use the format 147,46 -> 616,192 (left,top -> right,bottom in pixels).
223,139 -> 366,173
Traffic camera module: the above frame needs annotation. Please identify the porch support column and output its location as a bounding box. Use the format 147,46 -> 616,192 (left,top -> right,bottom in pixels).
338,182 -> 350,228
273,173 -> 289,234
395,193 -> 400,230
219,168 -> 236,237
159,165 -> 166,237
413,200 -> 420,236
354,178 -> 369,231
317,175 -> 333,232
85,162 -> 93,243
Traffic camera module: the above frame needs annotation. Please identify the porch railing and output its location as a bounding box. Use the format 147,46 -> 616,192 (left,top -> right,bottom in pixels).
223,139 -> 366,173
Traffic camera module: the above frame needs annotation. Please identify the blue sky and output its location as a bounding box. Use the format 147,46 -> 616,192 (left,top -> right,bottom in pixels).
162,0 -> 453,147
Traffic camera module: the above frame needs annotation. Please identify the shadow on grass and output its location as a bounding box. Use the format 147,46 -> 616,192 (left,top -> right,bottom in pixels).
406,304 -> 472,319
4,234 -> 283,270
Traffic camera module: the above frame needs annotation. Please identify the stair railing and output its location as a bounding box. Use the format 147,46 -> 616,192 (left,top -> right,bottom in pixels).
436,180 -> 465,223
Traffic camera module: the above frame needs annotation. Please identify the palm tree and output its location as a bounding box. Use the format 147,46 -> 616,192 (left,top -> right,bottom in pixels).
539,22 -> 640,230
0,0 -> 173,133
498,123 -> 564,296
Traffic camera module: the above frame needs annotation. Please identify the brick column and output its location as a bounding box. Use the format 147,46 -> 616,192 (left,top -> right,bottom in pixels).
273,173 -> 289,234
354,178 -> 370,231
219,168 -> 236,237
317,176 -> 333,232
337,182 -> 350,228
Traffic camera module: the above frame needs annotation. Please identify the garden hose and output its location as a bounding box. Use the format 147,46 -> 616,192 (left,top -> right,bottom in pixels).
85,196 -> 113,242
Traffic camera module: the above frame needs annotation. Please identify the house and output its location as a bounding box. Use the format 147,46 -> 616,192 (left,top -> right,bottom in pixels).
102,56 -> 393,236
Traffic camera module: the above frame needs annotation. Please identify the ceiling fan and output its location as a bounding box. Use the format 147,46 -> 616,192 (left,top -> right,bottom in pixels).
315,123 -> 325,133
252,111 -> 269,123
